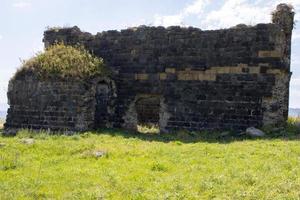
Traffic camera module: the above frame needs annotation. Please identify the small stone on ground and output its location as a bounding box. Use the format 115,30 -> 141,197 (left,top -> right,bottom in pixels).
20,138 -> 35,145
220,131 -> 230,137
93,150 -> 107,158
246,127 -> 265,137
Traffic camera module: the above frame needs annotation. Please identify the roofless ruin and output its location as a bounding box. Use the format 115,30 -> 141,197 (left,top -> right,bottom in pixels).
4,4 -> 295,134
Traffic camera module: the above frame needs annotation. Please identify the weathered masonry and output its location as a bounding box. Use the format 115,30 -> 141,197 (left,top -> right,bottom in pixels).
5,4 -> 295,133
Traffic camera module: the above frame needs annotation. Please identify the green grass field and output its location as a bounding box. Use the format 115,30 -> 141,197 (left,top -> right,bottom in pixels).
1,120 -> 300,199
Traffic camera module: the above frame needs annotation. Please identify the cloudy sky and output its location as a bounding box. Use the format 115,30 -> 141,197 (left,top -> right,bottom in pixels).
0,0 -> 299,111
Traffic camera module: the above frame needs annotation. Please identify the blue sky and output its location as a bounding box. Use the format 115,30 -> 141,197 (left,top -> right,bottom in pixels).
0,0 -> 299,111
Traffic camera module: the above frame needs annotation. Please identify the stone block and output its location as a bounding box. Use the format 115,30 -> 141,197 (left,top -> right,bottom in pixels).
165,68 -> 176,74
159,73 -> 167,80
135,73 -> 149,80
258,50 -> 282,58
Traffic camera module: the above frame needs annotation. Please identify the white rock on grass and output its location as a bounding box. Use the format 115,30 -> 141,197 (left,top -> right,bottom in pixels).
0,143 -> 5,147
246,127 -> 265,137
93,150 -> 107,158
20,138 -> 35,145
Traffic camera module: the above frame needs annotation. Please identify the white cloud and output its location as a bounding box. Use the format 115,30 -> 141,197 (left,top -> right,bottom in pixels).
0,35 -> 2,40
202,0 -> 270,29
12,1 -> 31,8
201,0 -> 300,29
154,14 -> 184,27
153,0 -> 300,29
184,0 -> 211,15
154,0 -> 211,26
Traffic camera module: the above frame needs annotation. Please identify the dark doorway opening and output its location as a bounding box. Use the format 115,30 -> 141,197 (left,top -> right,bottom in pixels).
94,83 -> 110,129
135,95 -> 160,133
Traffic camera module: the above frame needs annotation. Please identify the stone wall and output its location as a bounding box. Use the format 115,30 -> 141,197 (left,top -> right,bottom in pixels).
5,4 -> 294,133
4,74 -> 114,134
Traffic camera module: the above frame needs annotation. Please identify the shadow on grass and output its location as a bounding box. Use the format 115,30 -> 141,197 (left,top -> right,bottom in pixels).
94,117 -> 300,143
1,120 -> 300,144
91,126 -> 300,144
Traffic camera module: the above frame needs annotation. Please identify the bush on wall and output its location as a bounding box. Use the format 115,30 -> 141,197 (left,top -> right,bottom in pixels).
15,43 -> 107,79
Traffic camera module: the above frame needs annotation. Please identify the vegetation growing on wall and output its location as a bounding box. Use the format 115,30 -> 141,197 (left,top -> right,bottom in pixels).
15,44 -> 107,79
271,3 -> 295,33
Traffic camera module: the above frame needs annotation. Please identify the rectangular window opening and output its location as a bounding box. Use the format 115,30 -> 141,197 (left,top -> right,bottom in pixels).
135,95 -> 160,134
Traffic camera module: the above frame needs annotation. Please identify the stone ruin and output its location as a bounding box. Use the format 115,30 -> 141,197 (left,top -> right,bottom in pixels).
4,4 -> 295,134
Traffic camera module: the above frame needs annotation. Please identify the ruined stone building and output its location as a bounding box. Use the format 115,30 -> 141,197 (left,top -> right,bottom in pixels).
4,4 -> 295,133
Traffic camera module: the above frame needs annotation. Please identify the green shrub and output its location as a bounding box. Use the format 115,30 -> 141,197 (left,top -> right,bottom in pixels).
286,117 -> 300,134
16,43 -> 107,79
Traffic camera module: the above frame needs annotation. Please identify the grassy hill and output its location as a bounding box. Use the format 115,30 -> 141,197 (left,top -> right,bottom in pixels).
0,120 -> 300,199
